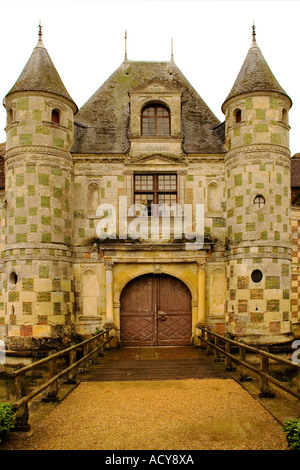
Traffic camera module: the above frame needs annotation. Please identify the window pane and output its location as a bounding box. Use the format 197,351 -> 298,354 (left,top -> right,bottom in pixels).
142,105 -> 170,136
135,175 -> 153,190
157,117 -> 170,135
158,194 -> 177,206
142,117 -> 155,135
135,193 -> 153,204
134,193 -> 153,216
254,195 -> 265,208
147,107 -> 155,116
158,175 -> 176,190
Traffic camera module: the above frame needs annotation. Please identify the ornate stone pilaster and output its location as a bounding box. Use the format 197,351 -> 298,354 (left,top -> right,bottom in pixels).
197,261 -> 206,325
105,261 -> 114,324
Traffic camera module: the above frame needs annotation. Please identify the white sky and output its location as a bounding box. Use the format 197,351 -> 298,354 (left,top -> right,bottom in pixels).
0,0 -> 300,155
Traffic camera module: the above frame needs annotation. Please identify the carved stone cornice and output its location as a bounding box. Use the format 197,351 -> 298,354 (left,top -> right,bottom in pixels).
6,145 -> 73,160
187,153 -> 226,163
225,144 -> 291,169
225,143 -> 291,160
72,154 -> 125,163
5,146 -> 73,171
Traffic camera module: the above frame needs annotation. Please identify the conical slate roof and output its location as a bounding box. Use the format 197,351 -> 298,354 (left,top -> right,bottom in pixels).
73,60 -> 225,154
5,37 -> 77,110
222,35 -> 291,111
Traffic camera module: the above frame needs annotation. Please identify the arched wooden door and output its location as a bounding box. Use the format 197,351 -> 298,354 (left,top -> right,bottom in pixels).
120,274 -> 192,346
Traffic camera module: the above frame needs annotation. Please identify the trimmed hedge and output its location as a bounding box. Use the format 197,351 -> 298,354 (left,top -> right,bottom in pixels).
0,403 -> 15,442
283,419 -> 300,450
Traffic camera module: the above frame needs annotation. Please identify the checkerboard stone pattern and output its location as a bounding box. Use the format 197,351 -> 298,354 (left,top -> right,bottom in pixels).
223,92 -> 292,342
6,160 -> 73,247
291,216 -> 300,324
224,155 -> 292,341
2,92 -> 76,345
226,255 -> 291,338
0,204 -> 6,340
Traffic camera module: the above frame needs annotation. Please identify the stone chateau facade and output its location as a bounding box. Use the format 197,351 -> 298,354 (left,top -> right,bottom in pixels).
1,25 -> 300,355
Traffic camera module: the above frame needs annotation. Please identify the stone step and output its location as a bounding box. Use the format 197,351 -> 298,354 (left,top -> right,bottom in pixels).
79,357 -> 231,382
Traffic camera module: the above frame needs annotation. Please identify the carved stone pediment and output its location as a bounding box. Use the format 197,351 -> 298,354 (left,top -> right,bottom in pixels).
129,78 -> 180,95
126,153 -> 185,165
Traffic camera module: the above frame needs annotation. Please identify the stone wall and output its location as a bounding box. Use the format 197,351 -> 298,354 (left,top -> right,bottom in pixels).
291,207 -> 300,330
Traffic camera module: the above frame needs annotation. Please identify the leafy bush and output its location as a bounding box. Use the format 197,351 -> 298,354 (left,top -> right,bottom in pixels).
0,403 -> 15,442
283,419 -> 300,450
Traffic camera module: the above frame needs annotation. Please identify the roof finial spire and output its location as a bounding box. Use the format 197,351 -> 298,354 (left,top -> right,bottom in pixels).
37,20 -> 44,47
251,21 -> 257,47
124,30 -> 128,61
171,38 -> 174,62
38,20 -> 43,41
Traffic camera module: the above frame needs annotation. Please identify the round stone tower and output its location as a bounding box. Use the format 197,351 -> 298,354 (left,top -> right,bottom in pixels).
2,26 -> 77,352
222,26 -> 293,346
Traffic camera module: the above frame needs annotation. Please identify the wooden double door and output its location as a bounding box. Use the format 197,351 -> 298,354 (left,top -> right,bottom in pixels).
120,274 -> 192,346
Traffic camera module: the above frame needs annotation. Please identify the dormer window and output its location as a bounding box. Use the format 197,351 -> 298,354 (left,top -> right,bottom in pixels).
51,109 -> 60,124
141,104 -> 170,136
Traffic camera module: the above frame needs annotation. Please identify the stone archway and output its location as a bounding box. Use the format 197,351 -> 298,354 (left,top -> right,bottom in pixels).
120,273 -> 192,346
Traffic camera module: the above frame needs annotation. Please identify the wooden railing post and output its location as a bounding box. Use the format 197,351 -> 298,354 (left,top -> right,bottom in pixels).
238,345 -> 252,382
98,333 -> 105,357
91,337 -> 99,364
42,351 -> 59,402
214,336 -> 221,362
65,348 -> 78,384
105,329 -> 109,348
14,370 -> 30,431
206,332 -> 213,355
200,329 -> 205,349
82,343 -> 90,372
225,340 -> 235,371
259,355 -> 275,398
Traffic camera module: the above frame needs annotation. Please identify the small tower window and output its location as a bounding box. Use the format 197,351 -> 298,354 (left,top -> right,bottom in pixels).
235,109 -> 242,123
7,108 -> 14,125
282,108 -> 288,124
51,109 -> 60,124
254,195 -> 265,208
9,271 -> 18,286
141,104 -> 170,136
251,269 -> 263,283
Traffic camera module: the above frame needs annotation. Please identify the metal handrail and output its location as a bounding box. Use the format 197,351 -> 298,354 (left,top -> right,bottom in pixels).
197,326 -> 300,400
10,327 -> 115,430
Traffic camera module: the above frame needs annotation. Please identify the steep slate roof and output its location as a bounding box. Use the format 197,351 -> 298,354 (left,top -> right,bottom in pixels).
5,37 -> 77,110
72,60 -> 225,154
222,36 -> 291,110
291,154 -> 300,188
291,154 -> 300,205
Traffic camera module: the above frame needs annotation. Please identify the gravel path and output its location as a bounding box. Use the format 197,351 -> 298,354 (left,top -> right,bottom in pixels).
1,378 -> 289,450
